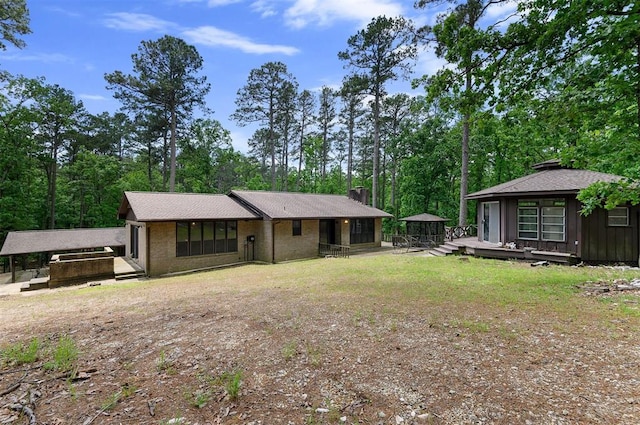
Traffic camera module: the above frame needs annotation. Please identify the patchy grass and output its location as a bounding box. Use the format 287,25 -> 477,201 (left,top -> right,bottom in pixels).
0,255 -> 639,424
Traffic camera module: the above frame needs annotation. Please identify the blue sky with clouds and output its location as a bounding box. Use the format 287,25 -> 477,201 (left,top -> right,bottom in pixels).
1,0 -> 515,152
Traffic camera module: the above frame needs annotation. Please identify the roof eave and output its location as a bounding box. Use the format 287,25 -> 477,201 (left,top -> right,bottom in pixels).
466,190 -> 579,200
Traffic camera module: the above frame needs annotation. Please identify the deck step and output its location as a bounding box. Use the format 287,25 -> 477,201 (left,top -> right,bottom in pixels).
20,277 -> 49,292
115,271 -> 145,281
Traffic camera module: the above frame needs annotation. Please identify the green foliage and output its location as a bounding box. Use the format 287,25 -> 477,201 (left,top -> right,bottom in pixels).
101,383 -> 137,411
44,335 -> 78,373
577,179 -> 640,216
106,35 -> 210,192
1,338 -> 40,366
156,350 -> 175,374
221,369 -> 242,400
183,387 -> 211,409
0,0 -> 31,51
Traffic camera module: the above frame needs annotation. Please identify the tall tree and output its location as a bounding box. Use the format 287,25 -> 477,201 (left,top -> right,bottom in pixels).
0,74 -> 43,237
0,0 -> 30,52
294,89 -> 316,191
105,35 -> 210,192
339,77 -> 367,191
231,61 -> 297,191
415,0 -> 523,225
30,83 -> 86,229
316,86 -> 338,182
339,15 -> 417,208
380,93 -> 412,216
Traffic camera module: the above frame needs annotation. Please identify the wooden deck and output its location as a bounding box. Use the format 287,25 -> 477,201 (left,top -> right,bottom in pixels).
443,237 -> 579,265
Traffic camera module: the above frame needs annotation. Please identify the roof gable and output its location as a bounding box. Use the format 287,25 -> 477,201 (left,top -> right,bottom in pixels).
466,168 -> 622,200
230,190 -> 393,219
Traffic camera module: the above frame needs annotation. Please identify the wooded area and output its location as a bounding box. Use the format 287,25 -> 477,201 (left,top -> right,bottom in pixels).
1,0 -> 638,244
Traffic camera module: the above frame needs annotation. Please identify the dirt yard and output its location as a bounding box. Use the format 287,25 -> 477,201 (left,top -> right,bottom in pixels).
1,256 -> 639,425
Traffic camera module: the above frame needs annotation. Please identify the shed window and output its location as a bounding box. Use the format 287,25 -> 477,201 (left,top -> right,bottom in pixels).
176,221 -> 238,257
292,220 -> 302,236
541,207 -> 565,241
517,207 -> 538,240
608,207 -> 629,226
517,199 -> 566,241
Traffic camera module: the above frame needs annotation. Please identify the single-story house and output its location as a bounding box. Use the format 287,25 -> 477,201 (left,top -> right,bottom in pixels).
117,188 -> 392,276
466,160 -> 639,264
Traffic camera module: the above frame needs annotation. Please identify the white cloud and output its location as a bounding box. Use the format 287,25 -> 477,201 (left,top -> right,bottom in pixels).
481,1 -> 520,28
103,13 -> 177,32
182,26 -> 300,55
79,94 -> 108,101
283,0 -> 405,29
415,48 -> 450,78
208,0 -> 243,5
0,52 -> 73,63
251,0 -> 278,18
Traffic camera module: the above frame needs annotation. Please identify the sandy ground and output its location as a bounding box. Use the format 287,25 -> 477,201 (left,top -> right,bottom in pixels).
1,254 -> 639,424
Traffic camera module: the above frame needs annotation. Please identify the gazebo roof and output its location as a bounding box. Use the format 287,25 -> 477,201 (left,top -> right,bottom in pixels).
400,213 -> 448,222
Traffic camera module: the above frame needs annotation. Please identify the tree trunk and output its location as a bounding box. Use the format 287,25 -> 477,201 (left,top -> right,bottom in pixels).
459,113 -> 470,226
347,124 -> 353,191
49,144 -> 58,229
169,107 -> 177,192
372,92 -> 381,209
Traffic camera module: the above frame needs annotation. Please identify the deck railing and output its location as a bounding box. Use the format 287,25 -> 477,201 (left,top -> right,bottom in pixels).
445,225 -> 477,241
319,243 -> 350,258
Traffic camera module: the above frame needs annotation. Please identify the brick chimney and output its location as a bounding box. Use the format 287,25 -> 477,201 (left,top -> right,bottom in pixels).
348,186 -> 369,205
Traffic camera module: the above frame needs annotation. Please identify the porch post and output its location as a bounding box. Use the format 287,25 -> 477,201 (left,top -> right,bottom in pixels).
10,255 -> 15,283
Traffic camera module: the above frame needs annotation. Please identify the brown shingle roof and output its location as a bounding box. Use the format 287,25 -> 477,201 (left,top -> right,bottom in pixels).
118,192 -> 260,222
0,227 -> 125,256
400,213 -> 449,222
466,168 -> 622,200
230,190 -> 393,219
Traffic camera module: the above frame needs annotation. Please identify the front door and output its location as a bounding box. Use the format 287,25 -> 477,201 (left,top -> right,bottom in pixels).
320,219 -> 336,245
482,202 -> 500,244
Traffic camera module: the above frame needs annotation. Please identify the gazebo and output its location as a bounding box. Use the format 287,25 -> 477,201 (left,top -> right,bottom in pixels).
399,213 -> 449,247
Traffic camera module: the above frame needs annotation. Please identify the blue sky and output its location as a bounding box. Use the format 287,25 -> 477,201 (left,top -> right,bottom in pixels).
1,0 -> 516,152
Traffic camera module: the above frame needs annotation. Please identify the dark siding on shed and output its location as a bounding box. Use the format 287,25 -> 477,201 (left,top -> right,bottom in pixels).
581,206 -> 639,264
504,197 -> 580,255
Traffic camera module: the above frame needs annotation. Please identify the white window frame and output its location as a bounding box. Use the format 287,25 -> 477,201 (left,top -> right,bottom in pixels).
517,206 -> 539,240
608,207 -> 629,227
541,206 -> 565,242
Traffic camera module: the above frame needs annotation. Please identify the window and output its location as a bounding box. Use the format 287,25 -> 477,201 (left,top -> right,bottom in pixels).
517,207 -> 538,240
517,199 -> 566,241
176,221 -> 238,257
541,207 -> 565,241
292,220 -> 302,236
608,207 -> 629,226
350,218 -> 374,244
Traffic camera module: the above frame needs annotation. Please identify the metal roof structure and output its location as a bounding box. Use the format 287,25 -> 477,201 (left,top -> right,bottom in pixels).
0,227 -> 125,257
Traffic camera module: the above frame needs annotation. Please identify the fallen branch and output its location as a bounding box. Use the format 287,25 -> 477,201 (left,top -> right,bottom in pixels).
8,403 -> 36,425
0,372 -> 27,397
0,365 -> 41,376
0,382 -> 20,397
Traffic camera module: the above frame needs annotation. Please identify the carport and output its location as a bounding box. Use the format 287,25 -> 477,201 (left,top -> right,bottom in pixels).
0,228 -> 126,283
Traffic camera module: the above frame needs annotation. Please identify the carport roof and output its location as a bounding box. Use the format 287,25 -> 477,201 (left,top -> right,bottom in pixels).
0,227 -> 125,257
